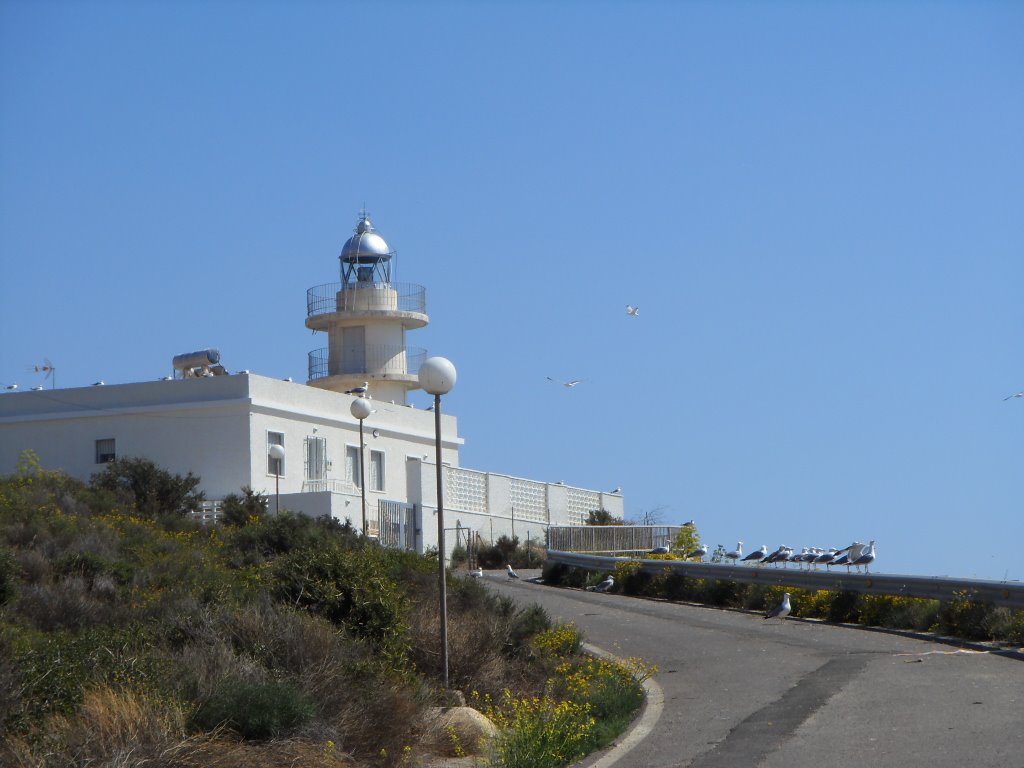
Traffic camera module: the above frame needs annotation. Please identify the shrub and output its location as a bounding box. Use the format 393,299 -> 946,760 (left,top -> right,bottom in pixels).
0,545 -> 17,606
220,486 -> 269,527
481,689 -> 595,768
269,546 -> 410,661
90,457 -> 204,520
938,592 -> 993,640
191,677 -> 315,739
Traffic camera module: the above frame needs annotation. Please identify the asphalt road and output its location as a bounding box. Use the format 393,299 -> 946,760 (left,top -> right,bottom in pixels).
483,570 -> 1024,768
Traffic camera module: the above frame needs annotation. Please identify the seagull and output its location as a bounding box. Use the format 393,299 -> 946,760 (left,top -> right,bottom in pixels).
4,384 -> 18,391
506,564 -> 519,579
814,548 -> 839,566
852,540 -> 876,573
470,567 -> 484,578
649,545 -> 670,555
30,386 -> 44,391
626,305 -> 640,317
608,486 -> 622,494
742,545 -> 768,564
1004,391 -> 1024,401
547,377 -> 583,388
346,381 -> 369,396
587,575 -> 615,592
92,381 -> 105,386
724,541 -> 743,564
686,544 -> 708,561
764,593 -> 792,621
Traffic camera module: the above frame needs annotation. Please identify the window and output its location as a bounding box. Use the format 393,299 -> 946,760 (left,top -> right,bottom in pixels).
305,436 -> 327,480
267,431 -> 285,475
95,438 -> 116,464
370,450 -> 385,491
346,445 -> 361,488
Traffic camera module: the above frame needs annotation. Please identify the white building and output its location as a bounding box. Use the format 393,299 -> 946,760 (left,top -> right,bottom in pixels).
0,213 -> 623,557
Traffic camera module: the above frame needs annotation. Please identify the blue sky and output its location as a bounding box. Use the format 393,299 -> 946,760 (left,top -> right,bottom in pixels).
1,1 -> 1021,580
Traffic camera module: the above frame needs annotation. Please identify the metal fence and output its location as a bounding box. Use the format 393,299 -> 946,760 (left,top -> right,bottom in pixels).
306,281 -> 427,317
545,550 -> 1024,610
307,345 -> 428,381
547,525 -> 683,554
377,500 -> 416,551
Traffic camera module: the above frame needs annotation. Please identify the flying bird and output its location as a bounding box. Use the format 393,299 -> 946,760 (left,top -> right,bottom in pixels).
724,541 -> 743,563
742,545 -> 768,564
587,575 -> 615,592
686,544 -> 708,561
346,382 -> 369,396
1004,391 -> 1024,401
547,377 -> 583,388
626,305 -> 640,317
764,593 -> 792,621
506,564 -> 519,579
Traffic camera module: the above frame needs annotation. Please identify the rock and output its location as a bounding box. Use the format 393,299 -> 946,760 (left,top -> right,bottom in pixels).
422,706 -> 498,757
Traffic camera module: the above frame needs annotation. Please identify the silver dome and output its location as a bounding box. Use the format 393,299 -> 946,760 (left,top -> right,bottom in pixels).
341,215 -> 393,263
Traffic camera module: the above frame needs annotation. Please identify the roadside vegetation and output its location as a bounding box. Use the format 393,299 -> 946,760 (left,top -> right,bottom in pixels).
0,452 -> 650,768
544,557 -> 1024,646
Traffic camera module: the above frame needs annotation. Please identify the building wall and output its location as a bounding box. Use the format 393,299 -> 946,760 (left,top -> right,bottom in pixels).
1,373 -> 624,553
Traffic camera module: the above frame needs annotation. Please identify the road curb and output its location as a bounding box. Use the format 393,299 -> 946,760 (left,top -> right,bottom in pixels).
573,642 -> 665,768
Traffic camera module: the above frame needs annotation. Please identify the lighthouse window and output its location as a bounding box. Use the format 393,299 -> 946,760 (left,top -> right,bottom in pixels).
267,432 -> 285,475
370,450 -> 385,491
346,445 -> 361,488
94,438 -> 116,464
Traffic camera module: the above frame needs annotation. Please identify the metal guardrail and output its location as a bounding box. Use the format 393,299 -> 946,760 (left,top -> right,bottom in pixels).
546,550 -> 1024,610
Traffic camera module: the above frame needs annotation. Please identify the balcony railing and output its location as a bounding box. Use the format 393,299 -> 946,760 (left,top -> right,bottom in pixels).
308,345 -> 428,381
307,282 -> 427,318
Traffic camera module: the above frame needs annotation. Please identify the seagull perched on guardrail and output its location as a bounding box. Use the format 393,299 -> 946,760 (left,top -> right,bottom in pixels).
649,545 -> 670,555
852,540 -> 876,573
742,545 -> 767,564
686,544 -> 708,561
724,541 -> 743,564
506,564 -> 519,579
764,593 -> 792,621
587,575 -> 615,592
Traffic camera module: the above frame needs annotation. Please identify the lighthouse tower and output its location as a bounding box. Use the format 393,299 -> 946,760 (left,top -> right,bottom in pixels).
305,212 -> 429,404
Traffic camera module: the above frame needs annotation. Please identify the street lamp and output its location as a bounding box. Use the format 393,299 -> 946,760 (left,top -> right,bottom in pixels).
350,397 -> 374,536
419,356 -> 457,688
268,443 -> 285,515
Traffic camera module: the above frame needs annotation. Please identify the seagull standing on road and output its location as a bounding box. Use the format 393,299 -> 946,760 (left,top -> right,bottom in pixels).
470,567 -> 483,578
506,564 -> 519,579
587,575 -> 615,592
724,542 -> 743,564
742,545 -> 767,564
764,593 -> 792,621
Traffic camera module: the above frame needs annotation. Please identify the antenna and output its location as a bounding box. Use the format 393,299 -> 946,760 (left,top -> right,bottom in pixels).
31,358 -> 55,389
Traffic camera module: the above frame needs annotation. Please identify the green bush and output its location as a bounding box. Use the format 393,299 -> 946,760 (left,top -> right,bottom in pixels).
191,677 -> 315,739
219,486 -> 268,527
269,546 -> 410,660
90,457 -> 204,520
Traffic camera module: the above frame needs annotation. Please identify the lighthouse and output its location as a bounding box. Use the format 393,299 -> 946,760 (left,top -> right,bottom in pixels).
305,212 -> 429,404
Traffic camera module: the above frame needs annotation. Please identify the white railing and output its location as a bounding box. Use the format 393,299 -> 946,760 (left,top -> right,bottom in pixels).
510,478 -> 547,522
302,478 -> 357,494
445,466 -> 487,514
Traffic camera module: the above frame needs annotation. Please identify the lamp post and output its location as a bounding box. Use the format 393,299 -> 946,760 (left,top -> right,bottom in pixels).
268,443 -> 285,515
418,356 -> 457,688
350,397 -> 374,536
